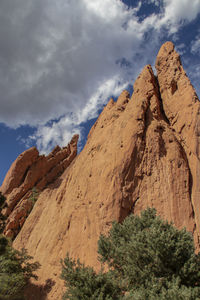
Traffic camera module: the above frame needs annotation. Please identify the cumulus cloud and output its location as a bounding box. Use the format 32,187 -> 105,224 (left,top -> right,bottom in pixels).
163,0 -> 200,24
0,0 -> 143,128
0,0 -> 200,153
33,76 -> 128,153
143,0 -> 200,33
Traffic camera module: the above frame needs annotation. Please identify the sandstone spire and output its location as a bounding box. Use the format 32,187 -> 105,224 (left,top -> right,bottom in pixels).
155,41 -> 200,247
1,42 -> 200,299
0,134 -> 79,239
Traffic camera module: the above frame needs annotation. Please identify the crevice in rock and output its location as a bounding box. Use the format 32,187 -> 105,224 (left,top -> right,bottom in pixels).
20,165 -> 31,186
171,79 -> 178,95
156,64 -> 197,235
175,135 -> 196,234
119,100 -> 152,222
155,76 -> 170,125
156,125 -> 167,158
130,196 -> 139,214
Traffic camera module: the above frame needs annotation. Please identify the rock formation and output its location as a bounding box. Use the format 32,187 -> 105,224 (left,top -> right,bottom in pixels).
1,42 -> 200,299
0,134 -> 78,239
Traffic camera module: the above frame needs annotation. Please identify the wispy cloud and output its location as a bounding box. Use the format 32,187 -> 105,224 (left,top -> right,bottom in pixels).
0,0 -> 200,153
191,34 -> 200,55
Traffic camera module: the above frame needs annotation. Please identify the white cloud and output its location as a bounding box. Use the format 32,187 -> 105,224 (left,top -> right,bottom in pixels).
165,0 -> 200,22
76,76 -> 129,124
175,43 -> 187,55
160,0 -> 200,33
32,76 -> 129,154
0,0 -> 144,129
141,0 -> 200,33
191,36 -> 200,55
186,63 -> 200,97
1,0 -> 200,153
31,117 -> 81,154
146,0 -> 160,6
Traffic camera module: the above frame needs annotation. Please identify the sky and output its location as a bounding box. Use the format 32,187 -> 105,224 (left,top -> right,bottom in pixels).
1,0 -> 200,185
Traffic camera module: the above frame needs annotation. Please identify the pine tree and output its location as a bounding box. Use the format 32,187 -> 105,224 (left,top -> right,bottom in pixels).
0,235 -> 40,300
61,253 -> 121,300
61,208 -> 200,299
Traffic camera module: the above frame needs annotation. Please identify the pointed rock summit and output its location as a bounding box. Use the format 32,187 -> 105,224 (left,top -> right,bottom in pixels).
1,42 -> 200,299
0,134 -> 79,239
155,41 -> 200,246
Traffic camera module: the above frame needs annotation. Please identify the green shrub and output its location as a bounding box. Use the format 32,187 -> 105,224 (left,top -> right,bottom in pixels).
61,254 -> 121,300
0,235 -> 40,300
28,187 -> 39,206
0,192 -> 7,234
61,208 -> 200,300
0,192 -> 6,208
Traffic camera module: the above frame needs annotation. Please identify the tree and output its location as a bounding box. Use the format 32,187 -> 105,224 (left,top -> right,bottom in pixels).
0,192 -> 7,233
0,235 -> 40,300
61,254 -> 121,300
61,208 -> 200,300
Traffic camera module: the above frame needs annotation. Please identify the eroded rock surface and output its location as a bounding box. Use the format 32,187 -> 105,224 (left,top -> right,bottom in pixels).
0,134 -> 78,238
1,42 -> 199,299
155,41 -> 200,246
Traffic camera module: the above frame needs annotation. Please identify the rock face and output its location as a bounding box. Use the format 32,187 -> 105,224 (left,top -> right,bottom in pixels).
1,42 -> 200,299
0,134 -> 78,238
155,42 -> 200,247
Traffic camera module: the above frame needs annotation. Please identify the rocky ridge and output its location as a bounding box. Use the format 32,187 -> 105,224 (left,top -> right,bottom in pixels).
0,134 -> 78,238
1,42 -> 200,299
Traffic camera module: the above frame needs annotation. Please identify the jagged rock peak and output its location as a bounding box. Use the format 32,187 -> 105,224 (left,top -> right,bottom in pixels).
156,41 -> 200,249
1,134 -> 79,238
0,42 -> 199,299
1,147 -> 39,196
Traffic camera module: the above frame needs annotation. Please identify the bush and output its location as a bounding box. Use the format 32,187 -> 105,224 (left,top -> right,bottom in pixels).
0,192 -> 6,208
0,192 -> 7,233
61,254 -> 121,300
61,208 -> 200,299
28,187 -> 39,206
0,235 -> 40,300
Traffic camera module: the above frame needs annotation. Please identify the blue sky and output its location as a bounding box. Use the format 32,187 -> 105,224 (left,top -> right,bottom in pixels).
1,0 -> 200,185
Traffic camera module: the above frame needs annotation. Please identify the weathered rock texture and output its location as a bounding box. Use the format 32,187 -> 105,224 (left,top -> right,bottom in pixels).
0,134 -> 78,238
155,42 -> 200,247
1,42 -> 200,299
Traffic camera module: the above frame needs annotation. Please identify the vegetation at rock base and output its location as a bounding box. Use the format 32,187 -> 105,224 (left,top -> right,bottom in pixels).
0,192 -> 7,234
0,192 -> 6,208
61,255 -> 121,300
61,208 -> 200,300
0,234 -> 40,300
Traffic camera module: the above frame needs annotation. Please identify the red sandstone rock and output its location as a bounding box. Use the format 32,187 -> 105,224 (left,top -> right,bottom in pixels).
0,134 -> 78,238
0,42 -> 198,299
155,41 -> 200,246
0,147 -> 39,195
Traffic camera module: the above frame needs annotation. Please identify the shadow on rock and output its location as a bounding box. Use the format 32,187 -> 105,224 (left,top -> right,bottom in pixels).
24,278 -> 55,300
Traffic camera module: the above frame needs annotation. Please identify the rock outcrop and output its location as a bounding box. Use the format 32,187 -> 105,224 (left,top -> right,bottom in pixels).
0,134 -> 78,238
1,42 -> 200,299
155,41 -> 200,246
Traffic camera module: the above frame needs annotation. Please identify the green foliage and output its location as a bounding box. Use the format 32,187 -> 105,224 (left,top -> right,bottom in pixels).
0,235 -> 40,300
98,209 -> 200,291
0,192 -> 7,233
0,192 -> 6,208
61,254 -> 121,300
61,208 -> 200,299
28,187 -> 39,206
